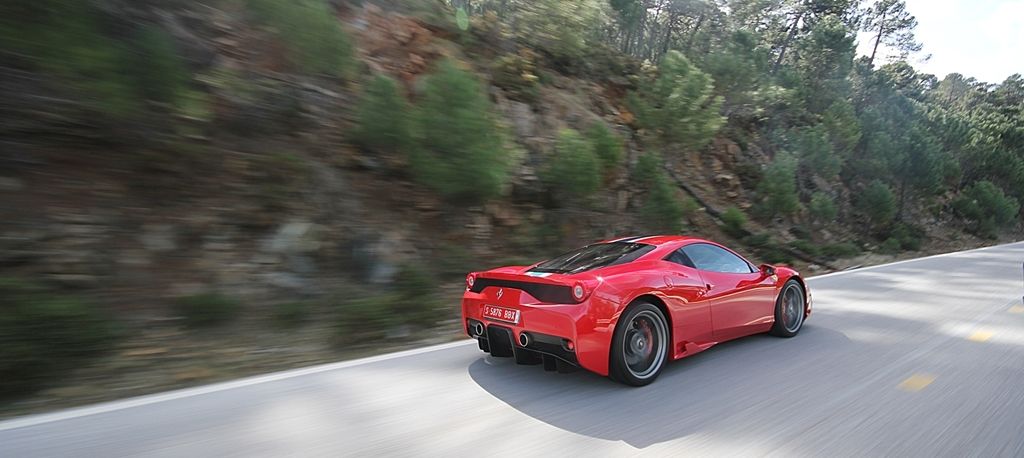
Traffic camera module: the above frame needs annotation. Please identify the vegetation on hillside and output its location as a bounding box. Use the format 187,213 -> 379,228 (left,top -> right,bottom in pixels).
1,0 -> 1022,406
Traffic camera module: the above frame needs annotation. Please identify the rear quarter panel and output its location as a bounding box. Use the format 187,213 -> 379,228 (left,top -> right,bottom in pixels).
587,260 -> 713,360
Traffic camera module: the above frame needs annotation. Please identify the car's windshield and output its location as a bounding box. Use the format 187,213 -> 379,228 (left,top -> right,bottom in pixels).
529,242 -> 654,274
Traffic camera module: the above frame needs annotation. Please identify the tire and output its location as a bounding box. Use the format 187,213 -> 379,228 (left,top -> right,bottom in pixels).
769,279 -> 806,337
609,301 -> 670,386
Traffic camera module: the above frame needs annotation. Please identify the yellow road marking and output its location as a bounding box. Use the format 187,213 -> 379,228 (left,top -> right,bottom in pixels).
1009,305 -> 1024,314
898,374 -> 936,392
967,331 -> 994,342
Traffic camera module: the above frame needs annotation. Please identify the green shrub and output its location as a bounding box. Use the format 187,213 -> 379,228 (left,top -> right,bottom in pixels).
633,152 -> 689,232
334,295 -> 399,346
630,51 -> 724,149
743,232 -> 772,248
809,192 -> 838,223
856,180 -> 897,229
952,180 -> 1020,238
792,125 -> 841,178
721,206 -> 748,238
789,225 -> 811,240
334,265 -> 442,346
641,176 -> 685,233
544,129 -> 601,202
586,122 -> 624,173
789,239 -> 821,257
734,161 -> 764,189
632,151 -> 663,182
174,293 -> 241,328
353,75 -> 412,153
755,153 -> 800,219
822,100 -> 862,157
890,223 -> 924,251
879,237 -> 902,254
411,59 -> 510,204
0,279 -> 118,397
391,264 -> 441,324
757,242 -> 793,264
491,51 -> 540,102
272,301 -> 310,328
2,2 -> 189,117
247,0 -> 354,77
740,233 -> 792,264
133,25 -> 188,105
820,242 -> 861,258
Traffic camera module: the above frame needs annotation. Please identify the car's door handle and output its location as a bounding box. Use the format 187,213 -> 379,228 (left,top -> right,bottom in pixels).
705,283 -> 713,291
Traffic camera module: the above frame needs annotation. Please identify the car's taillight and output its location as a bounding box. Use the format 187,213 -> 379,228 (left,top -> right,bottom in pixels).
466,273 -> 476,290
572,282 -> 585,301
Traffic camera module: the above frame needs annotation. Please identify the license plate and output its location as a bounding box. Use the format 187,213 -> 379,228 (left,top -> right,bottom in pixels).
482,305 -> 520,324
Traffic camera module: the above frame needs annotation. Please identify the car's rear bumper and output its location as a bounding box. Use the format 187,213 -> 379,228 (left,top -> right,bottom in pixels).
466,320 -> 580,371
461,294 -> 611,375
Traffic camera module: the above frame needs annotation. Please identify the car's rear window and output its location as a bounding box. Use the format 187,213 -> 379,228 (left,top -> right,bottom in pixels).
528,242 -> 655,274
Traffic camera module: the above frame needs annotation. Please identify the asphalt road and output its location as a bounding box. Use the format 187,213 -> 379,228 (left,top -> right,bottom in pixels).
4,242 -> 1024,457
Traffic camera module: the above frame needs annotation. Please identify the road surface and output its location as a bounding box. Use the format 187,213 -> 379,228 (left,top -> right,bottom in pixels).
3,242 -> 1024,457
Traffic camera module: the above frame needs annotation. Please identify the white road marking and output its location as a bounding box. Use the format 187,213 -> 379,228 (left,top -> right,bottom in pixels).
0,340 -> 475,432
806,240 -> 1023,280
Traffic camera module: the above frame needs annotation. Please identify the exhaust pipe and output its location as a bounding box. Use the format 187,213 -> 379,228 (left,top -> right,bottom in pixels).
562,339 -> 575,352
472,322 -> 485,337
518,332 -> 531,347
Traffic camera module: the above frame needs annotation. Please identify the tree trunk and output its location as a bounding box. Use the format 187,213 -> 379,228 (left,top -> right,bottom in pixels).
868,10 -> 887,66
771,11 -> 804,75
660,13 -> 677,57
685,13 -> 706,53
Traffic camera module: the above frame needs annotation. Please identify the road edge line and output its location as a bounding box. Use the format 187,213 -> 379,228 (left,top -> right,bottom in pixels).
806,240 -> 1024,280
0,339 -> 475,432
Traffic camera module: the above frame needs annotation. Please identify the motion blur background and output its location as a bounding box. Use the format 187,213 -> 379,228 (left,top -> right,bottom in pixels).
1,0 -> 1021,417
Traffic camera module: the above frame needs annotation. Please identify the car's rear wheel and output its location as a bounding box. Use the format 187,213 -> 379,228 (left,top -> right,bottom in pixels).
610,301 -> 669,386
769,280 -> 805,337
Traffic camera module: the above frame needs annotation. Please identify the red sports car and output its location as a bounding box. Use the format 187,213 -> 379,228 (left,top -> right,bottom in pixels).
462,235 -> 812,386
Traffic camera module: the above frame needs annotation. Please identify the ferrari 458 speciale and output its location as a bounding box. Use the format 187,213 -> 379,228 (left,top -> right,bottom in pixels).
462,235 -> 812,386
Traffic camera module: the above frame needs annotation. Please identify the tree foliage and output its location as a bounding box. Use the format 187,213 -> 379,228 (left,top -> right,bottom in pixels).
632,152 -> 690,232
247,0 -> 354,77
586,122 -> 624,173
1,279 -> 118,397
544,129 -> 601,202
508,0 -> 606,67
856,180 -> 897,229
862,0 -> 922,66
631,51 -> 723,150
446,0 -> 1020,246
952,180 -> 1020,238
721,206 -> 748,237
0,1 -> 189,117
353,75 -> 412,153
755,153 -> 800,219
791,125 -> 841,178
641,176 -> 687,233
809,192 -> 838,224
411,60 -> 510,204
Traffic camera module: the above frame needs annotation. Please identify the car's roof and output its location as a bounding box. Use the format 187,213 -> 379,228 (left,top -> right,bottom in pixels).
602,235 -> 706,246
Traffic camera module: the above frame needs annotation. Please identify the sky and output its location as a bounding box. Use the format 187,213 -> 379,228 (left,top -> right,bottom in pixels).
855,0 -> 1024,84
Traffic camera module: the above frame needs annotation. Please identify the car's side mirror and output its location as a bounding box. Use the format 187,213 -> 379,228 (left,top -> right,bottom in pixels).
759,264 -> 776,276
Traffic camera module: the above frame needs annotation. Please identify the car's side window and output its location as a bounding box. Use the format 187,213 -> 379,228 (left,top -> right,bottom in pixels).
664,249 -> 695,268
681,244 -> 754,274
